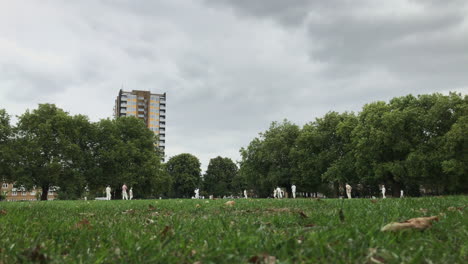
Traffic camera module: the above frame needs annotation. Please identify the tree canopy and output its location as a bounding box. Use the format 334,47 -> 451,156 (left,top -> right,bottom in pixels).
5,104 -> 165,200
239,93 -> 467,197
165,153 -> 201,198
203,156 -> 238,197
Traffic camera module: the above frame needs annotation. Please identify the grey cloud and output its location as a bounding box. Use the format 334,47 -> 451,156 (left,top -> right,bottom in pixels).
204,0 -> 358,27
204,0 -> 468,94
1,63 -> 68,102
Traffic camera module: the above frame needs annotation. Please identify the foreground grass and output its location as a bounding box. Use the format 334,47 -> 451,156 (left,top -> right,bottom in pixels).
0,196 -> 467,263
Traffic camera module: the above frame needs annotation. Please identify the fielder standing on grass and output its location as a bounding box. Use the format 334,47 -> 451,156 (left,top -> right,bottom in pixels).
122,184 -> 128,200
105,186 -> 111,200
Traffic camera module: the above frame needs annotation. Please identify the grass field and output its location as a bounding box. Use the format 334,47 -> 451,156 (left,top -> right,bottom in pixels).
0,196 -> 467,264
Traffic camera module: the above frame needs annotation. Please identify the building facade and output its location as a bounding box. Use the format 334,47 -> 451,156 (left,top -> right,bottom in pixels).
1,182 -> 57,201
114,89 -> 166,156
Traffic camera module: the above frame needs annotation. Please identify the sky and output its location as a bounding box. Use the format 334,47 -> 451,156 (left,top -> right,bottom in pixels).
1,0 -> 467,171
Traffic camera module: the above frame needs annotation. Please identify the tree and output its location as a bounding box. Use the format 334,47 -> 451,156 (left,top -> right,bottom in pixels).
405,93 -> 468,194
441,114 -> 468,193
352,98 -> 420,197
239,120 -> 300,197
0,109 -> 13,182
203,156 -> 238,197
292,112 -> 358,197
88,117 -> 165,198
12,104 -> 92,200
165,153 -> 201,198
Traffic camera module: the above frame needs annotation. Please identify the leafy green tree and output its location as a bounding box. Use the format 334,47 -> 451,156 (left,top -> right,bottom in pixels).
0,109 -> 13,181
292,112 -> 358,197
441,114 -> 468,193
239,120 -> 300,197
404,93 -> 468,194
12,104 -> 92,200
352,98 -> 420,196
352,93 -> 467,196
165,153 -> 201,198
203,156 -> 238,197
88,117 -> 165,198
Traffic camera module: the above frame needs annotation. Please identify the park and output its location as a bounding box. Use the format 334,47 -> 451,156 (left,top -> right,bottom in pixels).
1,1 -> 468,262
0,92 -> 467,263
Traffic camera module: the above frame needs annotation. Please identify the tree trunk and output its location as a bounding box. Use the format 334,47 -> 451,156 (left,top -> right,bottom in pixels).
41,184 -> 49,201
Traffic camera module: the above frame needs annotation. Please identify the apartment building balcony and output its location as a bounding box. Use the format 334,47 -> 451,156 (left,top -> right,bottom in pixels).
160,105 -> 166,110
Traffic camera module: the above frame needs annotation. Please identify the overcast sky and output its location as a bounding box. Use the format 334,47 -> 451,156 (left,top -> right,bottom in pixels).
1,0 -> 467,171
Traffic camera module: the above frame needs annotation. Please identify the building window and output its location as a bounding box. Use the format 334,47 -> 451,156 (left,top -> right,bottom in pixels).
1,183 -> 7,188
22,191 -> 27,196
30,191 -> 36,196
12,191 -> 17,196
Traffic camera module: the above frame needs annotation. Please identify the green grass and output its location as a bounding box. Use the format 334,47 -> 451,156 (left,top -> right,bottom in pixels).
0,196 -> 467,263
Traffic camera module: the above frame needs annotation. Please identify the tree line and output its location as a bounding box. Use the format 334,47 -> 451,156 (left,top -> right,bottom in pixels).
238,93 -> 467,197
0,93 -> 466,200
0,104 -> 172,200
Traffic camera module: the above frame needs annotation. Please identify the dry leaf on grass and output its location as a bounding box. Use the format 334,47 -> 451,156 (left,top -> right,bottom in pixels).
23,245 -> 48,263
148,204 -> 156,211
366,248 -> 386,264
145,218 -> 155,224
75,218 -> 92,229
370,199 -> 379,204
298,211 -> 308,218
381,215 -> 439,232
195,204 -> 201,208
160,225 -> 173,237
447,206 -> 465,212
79,213 -> 95,217
150,212 -> 160,217
418,208 -> 428,214
0,209 -> 6,215
369,256 -> 386,264
225,201 -> 235,206
249,254 -> 277,264
122,209 -> 136,214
